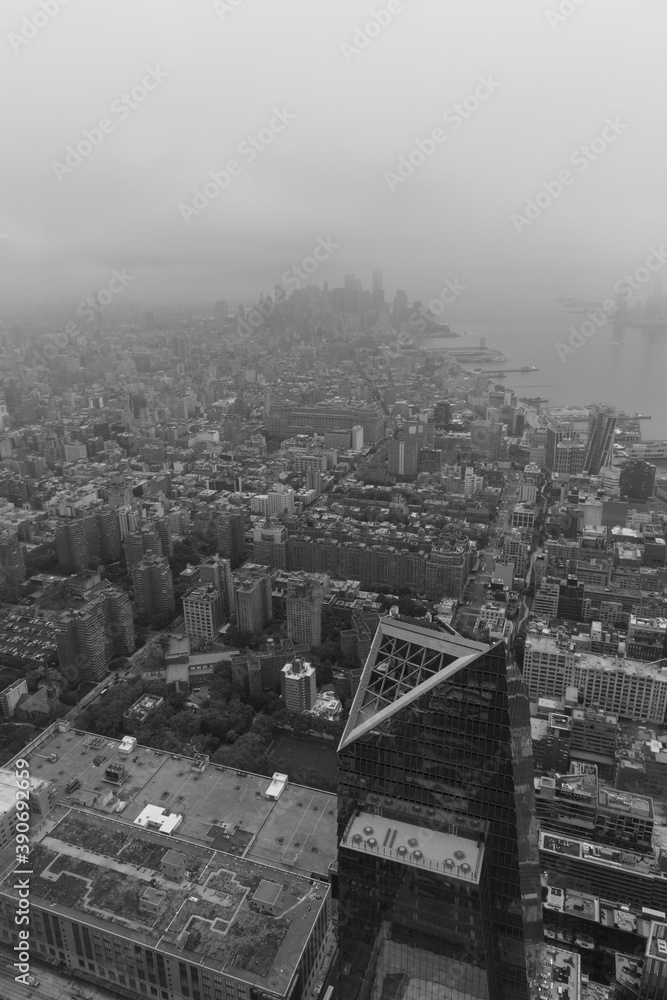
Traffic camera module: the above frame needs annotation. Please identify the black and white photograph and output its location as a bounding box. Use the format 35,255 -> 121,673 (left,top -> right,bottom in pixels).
0,2 -> 666,998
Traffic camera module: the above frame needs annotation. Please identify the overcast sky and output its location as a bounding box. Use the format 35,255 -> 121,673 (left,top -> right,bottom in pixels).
0,0 -> 664,318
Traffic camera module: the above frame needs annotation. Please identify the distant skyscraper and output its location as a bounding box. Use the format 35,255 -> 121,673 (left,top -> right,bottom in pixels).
392,289 -> 408,323
583,404 -> 617,474
338,618 -> 543,1000
372,269 -> 384,309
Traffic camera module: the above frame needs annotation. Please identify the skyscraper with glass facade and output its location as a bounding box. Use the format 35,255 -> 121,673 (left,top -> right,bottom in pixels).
583,403 -> 617,474
337,618 -> 543,1000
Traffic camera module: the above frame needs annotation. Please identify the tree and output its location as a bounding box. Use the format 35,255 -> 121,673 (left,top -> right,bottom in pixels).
109,657 -> 131,671
224,628 -> 258,650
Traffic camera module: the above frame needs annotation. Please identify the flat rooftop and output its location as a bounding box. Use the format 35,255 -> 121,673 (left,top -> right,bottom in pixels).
539,830 -> 663,878
598,787 -> 653,819
13,728 -> 336,879
0,807 -> 328,994
535,945 -> 580,1000
527,634 -> 667,676
341,811 -> 484,882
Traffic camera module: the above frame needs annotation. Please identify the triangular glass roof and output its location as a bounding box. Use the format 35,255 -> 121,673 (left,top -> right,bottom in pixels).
339,618 -> 490,750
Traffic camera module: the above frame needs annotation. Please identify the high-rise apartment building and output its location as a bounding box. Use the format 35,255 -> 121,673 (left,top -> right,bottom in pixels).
117,504 -> 141,540
105,587 -> 136,657
286,573 -> 327,646
55,518 -> 90,573
132,553 -> 175,622
57,598 -> 115,682
107,476 -> 134,507
199,554 -> 235,620
233,563 -> 272,634
0,678 -> 28,719
214,508 -> 246,564
338,618 -> 543,1000
0,529 -> 25,585
545,421 -> 584,474
387,436 -> 420,480
253,521 -> 288,569
502,528 -> 529,576
124,521 -> 163,571
97,507 -> 122,562
183,585 -> 224,640
281,657 -> 317,712
155,515 -> 174,558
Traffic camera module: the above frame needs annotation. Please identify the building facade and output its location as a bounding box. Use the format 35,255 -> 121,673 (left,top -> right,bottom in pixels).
338,618 -> 543,1000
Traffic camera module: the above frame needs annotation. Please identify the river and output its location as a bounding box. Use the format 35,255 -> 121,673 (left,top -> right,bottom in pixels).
422,311 -> 667,439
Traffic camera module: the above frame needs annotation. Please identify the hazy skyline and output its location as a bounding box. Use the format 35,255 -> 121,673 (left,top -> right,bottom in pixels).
1,0 -> 665,318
